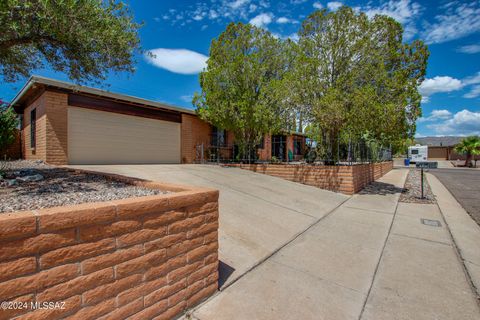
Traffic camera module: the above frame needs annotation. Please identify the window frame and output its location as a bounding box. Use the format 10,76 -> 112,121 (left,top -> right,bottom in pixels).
30,108 -> 36,149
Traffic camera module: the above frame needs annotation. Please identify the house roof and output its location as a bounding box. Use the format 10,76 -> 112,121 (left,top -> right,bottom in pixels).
415,136 -> 463,147
10,75 -> 196,115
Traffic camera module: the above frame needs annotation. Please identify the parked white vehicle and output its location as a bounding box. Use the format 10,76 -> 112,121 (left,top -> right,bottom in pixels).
408,145 -> 428,163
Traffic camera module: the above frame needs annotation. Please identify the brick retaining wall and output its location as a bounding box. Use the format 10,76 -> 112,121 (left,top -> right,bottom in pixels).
229,161 -> 393,195
0,178 -> 219,320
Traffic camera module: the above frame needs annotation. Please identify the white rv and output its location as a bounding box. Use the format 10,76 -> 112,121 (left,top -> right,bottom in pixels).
408,145 -> 428,163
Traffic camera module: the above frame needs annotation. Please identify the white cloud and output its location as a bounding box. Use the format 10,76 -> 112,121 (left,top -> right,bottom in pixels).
457,44 -> 480,54
229,0 -> 251,10
291,0 -> 308,4
464,85 -> 480,99
249,13 -> 273,27
419,76 -> 463,96
463,72 -> 480,86
422,2 -> 480,44
463,73 -> 480,98
417,109 -> 452,122
427,110 -> 480,136
276,17 -> 298,24
418,72 -> 480,101
313,2 -> 323,9
145,49 -> 208,74
431,109 -> 452,119
363,0 -> 422,24
162,0 -> 260,26
327,2 -> 343,11
362,0 -> 423,40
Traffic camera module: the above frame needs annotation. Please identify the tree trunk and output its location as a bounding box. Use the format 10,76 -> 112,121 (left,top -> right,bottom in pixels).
465,152 -> 472,167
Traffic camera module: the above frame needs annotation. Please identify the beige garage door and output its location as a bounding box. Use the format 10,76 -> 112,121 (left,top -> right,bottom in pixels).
68,107 -> 181,164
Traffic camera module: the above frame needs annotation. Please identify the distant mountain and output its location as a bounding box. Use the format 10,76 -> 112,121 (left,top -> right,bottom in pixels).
414,136 -> 463,147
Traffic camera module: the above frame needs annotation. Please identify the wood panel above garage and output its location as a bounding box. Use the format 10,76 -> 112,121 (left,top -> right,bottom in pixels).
68,93 -> 182,123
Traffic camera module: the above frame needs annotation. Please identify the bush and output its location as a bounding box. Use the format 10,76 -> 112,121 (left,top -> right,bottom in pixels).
0,102 -> 19,156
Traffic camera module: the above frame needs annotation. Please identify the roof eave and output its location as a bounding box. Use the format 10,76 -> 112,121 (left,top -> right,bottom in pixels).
10,76 -> 197,115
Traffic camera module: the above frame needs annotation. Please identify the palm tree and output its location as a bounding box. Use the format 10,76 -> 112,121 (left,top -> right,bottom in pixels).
454,136 -> 480,167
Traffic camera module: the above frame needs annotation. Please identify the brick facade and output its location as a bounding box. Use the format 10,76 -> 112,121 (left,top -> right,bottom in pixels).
257,134 -> 272,161
180,114 -> 212,164
21,91 -> 68,165
23,93 -> 48,162
229,161 -> 393,194
0,177 -> 219,320
45,92 -> 68,165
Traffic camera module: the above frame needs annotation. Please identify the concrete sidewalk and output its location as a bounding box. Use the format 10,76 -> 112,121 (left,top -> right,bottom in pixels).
191,168 -> 480,320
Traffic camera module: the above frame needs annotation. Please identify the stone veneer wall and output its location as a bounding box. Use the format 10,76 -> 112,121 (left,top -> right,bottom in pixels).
229,161 -> 393,194
0,176 -> 219,320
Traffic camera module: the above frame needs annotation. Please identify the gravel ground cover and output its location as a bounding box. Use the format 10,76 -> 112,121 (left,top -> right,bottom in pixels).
0,160 -> 166,213
399,169 -> 436,204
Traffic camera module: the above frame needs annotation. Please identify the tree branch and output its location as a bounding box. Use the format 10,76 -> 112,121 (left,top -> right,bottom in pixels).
0,35 -> 61,50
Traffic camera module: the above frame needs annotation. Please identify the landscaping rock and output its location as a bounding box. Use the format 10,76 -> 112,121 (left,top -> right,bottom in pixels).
18,169 -> 36,176
0,160 -> 167,213
17,174 -> 44,182
399,169 -> 436,204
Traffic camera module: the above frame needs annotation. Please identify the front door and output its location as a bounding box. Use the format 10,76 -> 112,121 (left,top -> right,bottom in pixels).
271,135 -> 286,161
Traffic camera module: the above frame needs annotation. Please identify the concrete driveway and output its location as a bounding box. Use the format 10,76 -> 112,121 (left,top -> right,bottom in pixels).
70,164 -> 349,286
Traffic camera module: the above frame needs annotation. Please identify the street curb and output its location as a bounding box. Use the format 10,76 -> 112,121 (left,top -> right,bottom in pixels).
427,173 -> 480,302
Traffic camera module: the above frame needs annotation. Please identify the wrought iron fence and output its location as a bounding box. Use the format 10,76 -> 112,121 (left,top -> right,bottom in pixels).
195,140 -> 392,165
306,139 -> 392,165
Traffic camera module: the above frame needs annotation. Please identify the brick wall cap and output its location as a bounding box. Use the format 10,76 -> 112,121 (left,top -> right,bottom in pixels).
0,169 -> 219,237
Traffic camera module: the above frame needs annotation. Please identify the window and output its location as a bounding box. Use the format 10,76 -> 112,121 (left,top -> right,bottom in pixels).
411,149 -> 419,155
30,108 -> 36,148
211,127 -> 226,146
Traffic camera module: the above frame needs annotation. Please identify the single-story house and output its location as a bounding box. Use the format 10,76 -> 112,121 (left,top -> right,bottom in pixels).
10,76 -> 305,165
415,136 -> 479,161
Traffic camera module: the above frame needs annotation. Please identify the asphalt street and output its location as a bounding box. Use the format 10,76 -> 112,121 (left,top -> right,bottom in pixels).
429,168 -> 480,226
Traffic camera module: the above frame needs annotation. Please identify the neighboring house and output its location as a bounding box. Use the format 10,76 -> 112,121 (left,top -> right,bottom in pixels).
415,136 -> 479,161
10,76 -> 305,165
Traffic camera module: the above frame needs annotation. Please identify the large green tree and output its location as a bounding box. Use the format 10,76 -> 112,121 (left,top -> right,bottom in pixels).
0,0 -> 141,83
286,7 -> 428,157
194,22 -> 289,161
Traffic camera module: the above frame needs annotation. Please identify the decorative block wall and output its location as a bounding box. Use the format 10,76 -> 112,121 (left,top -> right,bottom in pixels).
0,181 -> 219,320
229,161 -> 393,194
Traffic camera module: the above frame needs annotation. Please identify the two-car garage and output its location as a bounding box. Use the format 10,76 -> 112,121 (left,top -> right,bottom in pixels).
67,107 -> 181,165
12,76 -> 205,165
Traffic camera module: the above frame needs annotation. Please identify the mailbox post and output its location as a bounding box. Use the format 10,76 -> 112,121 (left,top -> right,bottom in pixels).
415,161 -> 438,199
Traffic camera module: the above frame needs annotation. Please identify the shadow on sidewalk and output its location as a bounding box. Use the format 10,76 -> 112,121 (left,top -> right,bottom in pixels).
359,181 -> 404,196
218,260 -> 236,289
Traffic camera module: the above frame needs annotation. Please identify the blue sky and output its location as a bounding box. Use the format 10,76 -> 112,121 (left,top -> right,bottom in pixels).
1,0 -> 479,137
